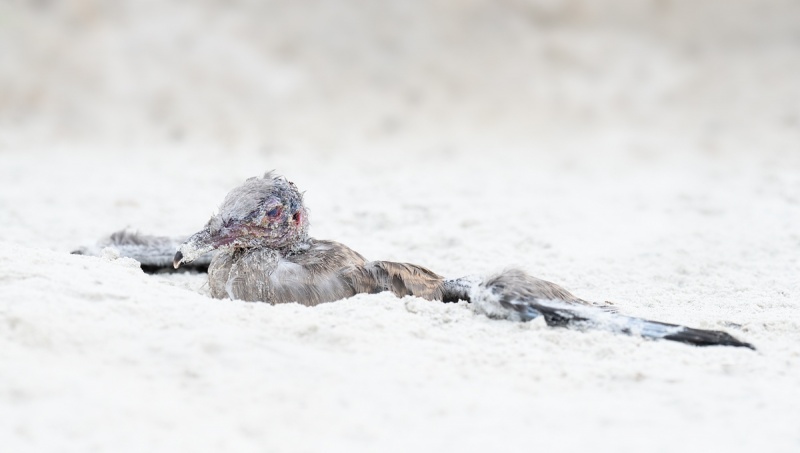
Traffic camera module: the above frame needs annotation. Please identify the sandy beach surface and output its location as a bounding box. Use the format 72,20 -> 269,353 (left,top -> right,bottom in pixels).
2,1 -> 799,452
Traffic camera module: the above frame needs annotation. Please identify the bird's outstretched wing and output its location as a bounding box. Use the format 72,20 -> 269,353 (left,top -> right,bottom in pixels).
72,230 -> 212,273
468,269 -> 754,349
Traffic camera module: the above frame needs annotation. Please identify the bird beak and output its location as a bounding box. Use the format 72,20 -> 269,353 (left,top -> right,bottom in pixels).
174,228 -> 219,268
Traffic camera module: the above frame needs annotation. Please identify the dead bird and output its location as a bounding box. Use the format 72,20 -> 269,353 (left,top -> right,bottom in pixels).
77,172 -> 754,349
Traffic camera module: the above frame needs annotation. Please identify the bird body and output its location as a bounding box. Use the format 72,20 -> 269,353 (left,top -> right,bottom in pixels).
208,239 -> 362,304
206,238 -> 446,305
77,172 -> 754,349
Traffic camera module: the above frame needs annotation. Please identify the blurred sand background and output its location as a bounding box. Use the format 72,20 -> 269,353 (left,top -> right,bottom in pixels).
1,1 -> 800,452
3,0 -> 799,149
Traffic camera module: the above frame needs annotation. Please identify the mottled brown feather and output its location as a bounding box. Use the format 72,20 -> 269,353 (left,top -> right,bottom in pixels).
345,261 -> 445,301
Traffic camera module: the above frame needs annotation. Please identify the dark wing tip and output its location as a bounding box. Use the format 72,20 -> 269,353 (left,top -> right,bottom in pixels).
664,327 -> 755,350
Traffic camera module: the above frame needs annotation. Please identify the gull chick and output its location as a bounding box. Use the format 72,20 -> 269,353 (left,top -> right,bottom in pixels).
84,172 -> 755,349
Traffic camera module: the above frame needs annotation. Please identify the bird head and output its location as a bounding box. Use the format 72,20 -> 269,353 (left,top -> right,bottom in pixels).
173,172 -> 309,268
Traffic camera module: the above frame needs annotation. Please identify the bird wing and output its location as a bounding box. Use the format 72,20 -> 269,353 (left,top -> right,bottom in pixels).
472,269 -> 754,349
72,229 -> 212,273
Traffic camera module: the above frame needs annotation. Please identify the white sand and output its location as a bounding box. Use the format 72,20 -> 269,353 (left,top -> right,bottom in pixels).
2,1 -> 800,452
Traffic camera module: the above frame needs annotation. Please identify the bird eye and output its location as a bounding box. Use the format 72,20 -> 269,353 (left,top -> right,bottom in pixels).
266,206 -> 282,218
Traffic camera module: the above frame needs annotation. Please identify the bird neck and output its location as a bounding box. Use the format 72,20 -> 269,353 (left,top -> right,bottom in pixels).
281,234 -> 311,256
